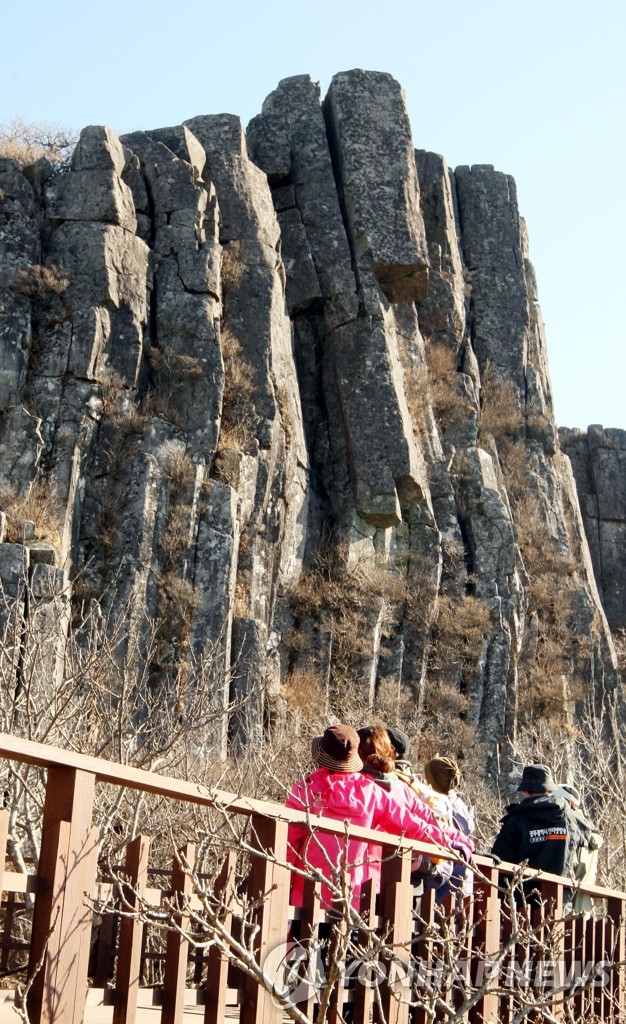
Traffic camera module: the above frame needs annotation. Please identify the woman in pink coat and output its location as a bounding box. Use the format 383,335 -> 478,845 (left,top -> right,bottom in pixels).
285,724 -> 472,909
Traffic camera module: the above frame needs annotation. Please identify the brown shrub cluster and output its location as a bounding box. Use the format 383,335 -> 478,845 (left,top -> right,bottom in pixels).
478,364 -> 524,445
13,264 -> 72,343
0,481 -> 62,548
0,119 -> 77,169
152,447 -> 200,675
429,593 -> 492,670
13,264 -> 69,302
220,241 -> 245,295
146,346 -> 205,426
290,549 -> 407,713
216,329 -> 256,454
402,339 -> 459,437
424,340 -> 459,429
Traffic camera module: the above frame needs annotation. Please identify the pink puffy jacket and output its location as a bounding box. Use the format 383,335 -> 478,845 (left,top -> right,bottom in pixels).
285,767 -> 473,907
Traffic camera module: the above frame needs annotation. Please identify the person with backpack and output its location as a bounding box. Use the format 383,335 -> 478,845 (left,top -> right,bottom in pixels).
491,764 -> 583,895
553,782 -> 602,914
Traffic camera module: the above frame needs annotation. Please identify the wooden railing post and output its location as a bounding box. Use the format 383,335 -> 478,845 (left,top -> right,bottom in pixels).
295,877 -> 323,1021
204,848 -> 237,1024
469,861 -> 500,1024
351,878 -> 377,1024
541,879 -> 564,1019
0,809 -> 9,896
28,765 -> 98,1024
162,843 -> 195,1024
240,814 -> 290,1024
376,843 -> 413,1024
113,834 -> 151,1024
607,895 -> 625,1019
412,885 -> 437,1024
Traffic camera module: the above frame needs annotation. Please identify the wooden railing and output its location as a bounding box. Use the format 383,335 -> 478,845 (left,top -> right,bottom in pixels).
0,733 -> 624,1024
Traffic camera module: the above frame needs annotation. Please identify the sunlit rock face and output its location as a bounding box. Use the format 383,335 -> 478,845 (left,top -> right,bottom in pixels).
0,71 -> 619,761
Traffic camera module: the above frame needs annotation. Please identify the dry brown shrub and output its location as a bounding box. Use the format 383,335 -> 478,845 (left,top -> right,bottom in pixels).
511,492 -> 582,726
103,406 -> 146,473
13,264 -> 71,330
100,367 -> 125,415
13,264 -> 69,301
478,364 -> 524,444
217,329 -> 256,453
499,440 -> 531,504
159,507 -> 192,569
371,677 -> 422,736
161,444 -> 196,498
156,572 -> 197,639
515,494 -> 577,582
612,630 -> 626,675
402,359 -> 429,433
220,241 -> 245,294
112,405 -> 148,445
517,640 -> 570,724
0,119 -> 77,168
0,481 -> 62,548
403,340 -> 459,435
233,579 -> 249,618
94,494 -> 119,566
290,550 -> 408,702
147,347 -> 204,423
425,340 -> 459,428
440,535 -> 466,581
282,668 -> 327,730
430,593 -> 492,668
293,551 -> 404,621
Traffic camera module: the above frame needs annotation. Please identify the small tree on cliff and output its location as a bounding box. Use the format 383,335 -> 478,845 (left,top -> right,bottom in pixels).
0,118 -> 76,169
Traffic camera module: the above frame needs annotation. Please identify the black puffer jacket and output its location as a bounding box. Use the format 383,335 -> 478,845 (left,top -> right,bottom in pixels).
492,795 -> 583,878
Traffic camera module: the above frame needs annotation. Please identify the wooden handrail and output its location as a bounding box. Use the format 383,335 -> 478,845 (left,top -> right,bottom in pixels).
0,732 -> 620,899
1,731 -> 624,1024
0,732 -> 465,853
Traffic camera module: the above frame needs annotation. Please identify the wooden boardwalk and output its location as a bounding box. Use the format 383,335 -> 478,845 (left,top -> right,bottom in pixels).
0,990 -> 240,1023
0,733 -> 624,1024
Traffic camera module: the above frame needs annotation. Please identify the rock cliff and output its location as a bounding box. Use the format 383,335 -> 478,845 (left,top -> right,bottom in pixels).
0,71 -> 620,763
560,426 -> 626,632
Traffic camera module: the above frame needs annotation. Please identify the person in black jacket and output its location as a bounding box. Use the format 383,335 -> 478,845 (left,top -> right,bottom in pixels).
492,764 -> 583,880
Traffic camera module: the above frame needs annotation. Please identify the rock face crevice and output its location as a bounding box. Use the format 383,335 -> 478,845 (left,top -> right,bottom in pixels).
0,70 -> 620,762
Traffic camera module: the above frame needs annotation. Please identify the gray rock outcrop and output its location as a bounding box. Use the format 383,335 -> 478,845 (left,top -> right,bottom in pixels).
0,71 -> 621,769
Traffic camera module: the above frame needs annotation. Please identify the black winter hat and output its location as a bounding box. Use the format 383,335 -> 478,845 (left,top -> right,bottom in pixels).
517,764 -> 555,794
386,726 -> 410,759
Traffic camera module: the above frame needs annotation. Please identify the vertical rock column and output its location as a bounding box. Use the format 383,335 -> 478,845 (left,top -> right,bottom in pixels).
415,150 -> 466,353
560,426 -> 626,631
454,165 -> 530,394
39,126 -> 149,562
121,126 -> 223,457
0,160 -> 40,411
184,112 -> 309,742
250,71 -> 443,710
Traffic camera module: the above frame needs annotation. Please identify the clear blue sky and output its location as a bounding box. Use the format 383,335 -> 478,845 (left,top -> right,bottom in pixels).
3,0 -> 624,430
